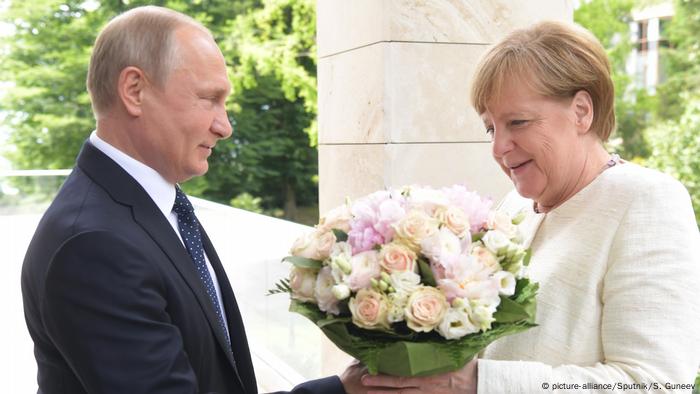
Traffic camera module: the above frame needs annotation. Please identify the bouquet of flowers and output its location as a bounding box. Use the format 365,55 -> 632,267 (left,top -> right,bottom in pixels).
269,185 -> 537,376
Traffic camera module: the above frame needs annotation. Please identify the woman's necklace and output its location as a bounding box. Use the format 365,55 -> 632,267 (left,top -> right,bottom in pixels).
533,153 -> 623,214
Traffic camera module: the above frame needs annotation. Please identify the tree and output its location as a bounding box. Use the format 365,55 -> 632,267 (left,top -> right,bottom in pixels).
645,94 -> 700,226
0,0 -> 320,222
575,0 -> 655,160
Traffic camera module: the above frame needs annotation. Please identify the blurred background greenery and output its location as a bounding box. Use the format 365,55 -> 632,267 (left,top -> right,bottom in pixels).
0,0 -> 698,227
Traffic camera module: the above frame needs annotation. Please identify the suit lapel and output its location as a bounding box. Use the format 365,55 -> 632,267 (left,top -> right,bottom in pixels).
76,141 -> 245,385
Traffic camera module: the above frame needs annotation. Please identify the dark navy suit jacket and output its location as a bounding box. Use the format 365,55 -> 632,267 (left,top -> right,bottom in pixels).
22,141 -> 344,394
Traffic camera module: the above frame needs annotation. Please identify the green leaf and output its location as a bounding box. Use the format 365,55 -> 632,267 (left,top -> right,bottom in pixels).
282,255 -> 323,269
266,278 -> 292,296
417,259 -> 437,287
493,296 -> 529,323
332,229 -> 348,242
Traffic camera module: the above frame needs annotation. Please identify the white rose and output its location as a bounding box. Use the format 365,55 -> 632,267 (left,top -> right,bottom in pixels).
492,270 -> 516,296
314,267 -> 340,315
289,266 -> 317,303
487,210 -> 518,239
436,301 -> 479,340
481,229 -> 509,254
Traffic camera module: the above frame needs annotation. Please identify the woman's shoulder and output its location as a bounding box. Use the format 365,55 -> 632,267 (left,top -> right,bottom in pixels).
602,162 -> 689,200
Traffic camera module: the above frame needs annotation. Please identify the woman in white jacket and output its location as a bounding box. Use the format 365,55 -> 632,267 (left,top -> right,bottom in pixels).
361,20 -> 700,394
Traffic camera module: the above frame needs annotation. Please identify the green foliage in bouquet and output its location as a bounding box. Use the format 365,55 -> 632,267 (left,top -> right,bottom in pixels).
289,278 -> 537,376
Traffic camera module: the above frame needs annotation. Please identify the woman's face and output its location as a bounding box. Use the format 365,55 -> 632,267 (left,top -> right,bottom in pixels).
480,81 -> 590,207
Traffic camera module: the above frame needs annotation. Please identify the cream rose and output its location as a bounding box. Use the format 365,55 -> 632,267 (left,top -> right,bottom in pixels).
349,288 -> 390,329
289,266 -> 317,303
434,205 -> 470,238
290,230 -> 336,261
393,210 -> 439,252
404,286 -> 449,332
379,242 -> 417,273
319,204 -> 353,233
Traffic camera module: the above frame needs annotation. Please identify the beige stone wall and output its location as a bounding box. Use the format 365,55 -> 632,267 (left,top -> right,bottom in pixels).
317,0 -> 573,216
315,0 -> 573,375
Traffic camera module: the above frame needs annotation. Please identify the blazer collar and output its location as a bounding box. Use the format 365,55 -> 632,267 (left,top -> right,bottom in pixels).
75,140 -> 244,380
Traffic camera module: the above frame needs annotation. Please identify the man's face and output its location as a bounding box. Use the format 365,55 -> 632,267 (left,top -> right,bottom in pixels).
140,26 -> 232,184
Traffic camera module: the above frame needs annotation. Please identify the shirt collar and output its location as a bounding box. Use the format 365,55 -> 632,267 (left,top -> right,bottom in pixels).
89,131 -> 176,218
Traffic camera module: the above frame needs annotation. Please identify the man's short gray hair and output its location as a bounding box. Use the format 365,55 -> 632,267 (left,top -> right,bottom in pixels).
86,6 -> 210,116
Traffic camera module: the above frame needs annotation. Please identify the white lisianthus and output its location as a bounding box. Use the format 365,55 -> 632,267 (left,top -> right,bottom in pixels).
481,229 -> 509,254
469,298 -> 500,332
387,271 -> 421,295
420,227 -> 463,263
436,300 -> 479,340
332,283 -> 351,300
347,250 -> 382,291
492,271 -> 516,296
471,245 -> 500,274
289,266 -> 317,303
329,242 -> 353,284
315,267 -> 341,315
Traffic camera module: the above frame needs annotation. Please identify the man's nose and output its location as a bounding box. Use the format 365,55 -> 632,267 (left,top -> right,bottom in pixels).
212,109 -> 233,139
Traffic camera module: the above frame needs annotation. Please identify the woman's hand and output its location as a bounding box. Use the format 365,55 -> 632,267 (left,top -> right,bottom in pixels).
359,359 -> 478,394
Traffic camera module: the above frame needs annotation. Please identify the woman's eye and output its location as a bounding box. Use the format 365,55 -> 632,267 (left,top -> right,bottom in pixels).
485,126 -> 494,136
510,119 -> 528,127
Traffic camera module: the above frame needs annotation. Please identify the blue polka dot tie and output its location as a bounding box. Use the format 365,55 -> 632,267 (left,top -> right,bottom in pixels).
172,187 -> 231,347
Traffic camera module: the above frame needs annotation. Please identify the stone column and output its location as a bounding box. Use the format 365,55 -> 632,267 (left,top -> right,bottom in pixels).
317,0 -> 573,215
316,0 -> 573,375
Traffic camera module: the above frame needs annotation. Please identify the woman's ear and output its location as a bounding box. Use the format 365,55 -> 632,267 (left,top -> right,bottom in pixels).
117,66 -> 146,117
571,89 -> 594,134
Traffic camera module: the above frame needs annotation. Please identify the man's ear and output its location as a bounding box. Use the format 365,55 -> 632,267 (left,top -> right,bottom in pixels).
117,66 -> 146,117
571,89 -> 594,134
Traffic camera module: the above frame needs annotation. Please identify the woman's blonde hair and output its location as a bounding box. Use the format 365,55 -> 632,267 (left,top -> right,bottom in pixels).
87,6 -> 208,116
470,21 -> 615,141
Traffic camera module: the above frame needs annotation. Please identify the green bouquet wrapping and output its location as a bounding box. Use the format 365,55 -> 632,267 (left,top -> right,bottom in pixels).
270,185 -> 538,376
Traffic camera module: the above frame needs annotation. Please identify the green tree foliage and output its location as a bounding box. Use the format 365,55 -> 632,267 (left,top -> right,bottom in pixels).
656,0 -> 700,120
0,0 -> 319,221
575,0 -> 655,160
645,95 -> 700,224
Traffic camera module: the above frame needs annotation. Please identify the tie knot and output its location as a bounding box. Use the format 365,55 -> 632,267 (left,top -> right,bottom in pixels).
173,187 -> 195,217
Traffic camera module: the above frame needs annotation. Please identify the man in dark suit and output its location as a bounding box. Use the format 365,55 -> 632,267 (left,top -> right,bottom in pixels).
21,6 -> 364,393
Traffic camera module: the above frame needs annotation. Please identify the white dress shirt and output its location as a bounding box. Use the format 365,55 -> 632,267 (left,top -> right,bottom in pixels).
89,131 -> 230,336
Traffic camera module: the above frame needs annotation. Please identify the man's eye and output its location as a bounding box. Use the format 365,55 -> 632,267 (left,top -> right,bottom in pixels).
510,120 -> 528,127
485,126 -> 494,135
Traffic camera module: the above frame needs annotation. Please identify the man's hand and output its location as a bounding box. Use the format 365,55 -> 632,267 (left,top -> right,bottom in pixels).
358,359 -> 478,394
340,359 -> 370,394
